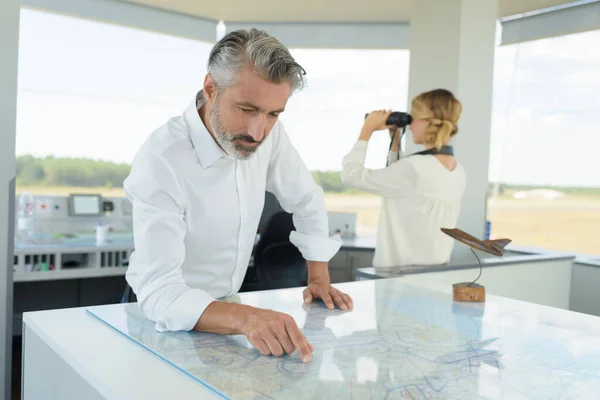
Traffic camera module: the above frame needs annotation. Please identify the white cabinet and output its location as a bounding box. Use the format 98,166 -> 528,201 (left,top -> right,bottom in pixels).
570,262 -> 600,317
348,250 -> 375,281
329,249 -> 374,283
328,250 -> 349,283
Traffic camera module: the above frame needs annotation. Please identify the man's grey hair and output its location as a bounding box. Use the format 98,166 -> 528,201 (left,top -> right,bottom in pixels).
207,28 -> 306,92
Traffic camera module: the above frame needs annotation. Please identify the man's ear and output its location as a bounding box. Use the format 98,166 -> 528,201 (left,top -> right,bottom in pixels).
203,73 -> 218,104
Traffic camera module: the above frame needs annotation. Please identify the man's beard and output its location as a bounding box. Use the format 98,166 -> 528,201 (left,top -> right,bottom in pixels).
209,97 -> 263,160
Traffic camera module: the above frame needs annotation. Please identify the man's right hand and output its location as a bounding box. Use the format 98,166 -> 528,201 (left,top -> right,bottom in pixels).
239,307 -> 314,363
194,301 -> 314,363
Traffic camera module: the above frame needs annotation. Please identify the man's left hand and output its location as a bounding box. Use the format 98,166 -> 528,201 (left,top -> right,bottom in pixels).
303,278 -> 353,311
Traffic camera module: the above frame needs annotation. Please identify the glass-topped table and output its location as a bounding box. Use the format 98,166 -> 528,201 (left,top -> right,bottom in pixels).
64,278 -> 600,399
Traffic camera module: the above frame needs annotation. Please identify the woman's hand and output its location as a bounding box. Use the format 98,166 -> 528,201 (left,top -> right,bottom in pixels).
360,110 -> 393,141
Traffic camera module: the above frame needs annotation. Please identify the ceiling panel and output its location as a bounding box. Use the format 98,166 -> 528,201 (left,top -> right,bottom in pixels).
499,0 -> 579,17
122,0 -> 578,22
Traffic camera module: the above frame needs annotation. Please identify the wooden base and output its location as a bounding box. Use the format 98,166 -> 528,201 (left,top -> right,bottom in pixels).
452,282 -> 485,303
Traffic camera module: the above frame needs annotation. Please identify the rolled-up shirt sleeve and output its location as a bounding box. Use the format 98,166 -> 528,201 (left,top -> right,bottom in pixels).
124,150 -> 215,332
342,140 -> 417,197
265,123 -> 342,262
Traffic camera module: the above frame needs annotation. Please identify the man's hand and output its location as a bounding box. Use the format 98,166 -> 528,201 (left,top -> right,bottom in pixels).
194,302 -> 314,363
239,307 -> 314,363
303,277 -> 354,311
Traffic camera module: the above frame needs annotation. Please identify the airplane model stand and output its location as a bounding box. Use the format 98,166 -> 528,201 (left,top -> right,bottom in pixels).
452,282 -> 485,302
441,228 -> 512,303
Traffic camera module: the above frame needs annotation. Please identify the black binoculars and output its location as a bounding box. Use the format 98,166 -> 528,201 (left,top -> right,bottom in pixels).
364,112 -> 413,127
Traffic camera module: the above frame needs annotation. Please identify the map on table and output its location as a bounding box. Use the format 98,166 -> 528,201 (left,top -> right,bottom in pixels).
86,278 -> 600,399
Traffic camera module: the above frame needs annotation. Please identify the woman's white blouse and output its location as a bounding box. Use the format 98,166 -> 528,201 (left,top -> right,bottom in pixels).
342,140 -> 466,267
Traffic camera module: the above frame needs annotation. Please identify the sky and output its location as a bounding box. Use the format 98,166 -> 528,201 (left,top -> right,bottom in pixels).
15,8 -> 600,187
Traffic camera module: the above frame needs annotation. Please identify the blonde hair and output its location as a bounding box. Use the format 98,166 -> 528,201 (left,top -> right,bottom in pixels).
410,89 -> 462,150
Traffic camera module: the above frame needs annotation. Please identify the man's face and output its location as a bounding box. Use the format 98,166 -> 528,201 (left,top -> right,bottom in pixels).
205,69 -> 291,160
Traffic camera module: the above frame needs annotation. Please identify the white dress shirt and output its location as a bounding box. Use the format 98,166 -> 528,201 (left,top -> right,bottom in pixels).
342,140 -> 466,268
124,91 -> 341,332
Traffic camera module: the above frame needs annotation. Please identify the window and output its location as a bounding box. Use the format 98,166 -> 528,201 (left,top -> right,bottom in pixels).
17,11 -> 410,237
16,9 -> 213,197
488,30 -> 600,255
284,49 -> 410,235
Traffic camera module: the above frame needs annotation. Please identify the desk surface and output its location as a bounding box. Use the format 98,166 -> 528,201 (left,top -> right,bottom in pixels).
14,233 -> 134,252
13,235 -> 376,283
340,235 -> 376,250
24,278 -> 600,399
356,250 -> 575,279
15,234 -> 376,252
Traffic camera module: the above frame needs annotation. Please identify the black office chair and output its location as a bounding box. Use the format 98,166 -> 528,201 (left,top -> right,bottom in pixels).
121,283 -> 136,303
241,211 -> 307,292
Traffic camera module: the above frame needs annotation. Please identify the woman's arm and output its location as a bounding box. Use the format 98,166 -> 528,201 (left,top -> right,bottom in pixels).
341,110 -> 417,197
341,140 -> 417,197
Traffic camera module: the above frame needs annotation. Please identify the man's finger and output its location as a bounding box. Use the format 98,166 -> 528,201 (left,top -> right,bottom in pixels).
342,293 -> 354,310
331,290 -> 347,311
273,325 -> 295,354
303,289 -> 313,304
263,334 -> 285,357
321,292 -> 335,310
251,338 -> 270,356
334,290 -> 354,309
285,320 -> 312,363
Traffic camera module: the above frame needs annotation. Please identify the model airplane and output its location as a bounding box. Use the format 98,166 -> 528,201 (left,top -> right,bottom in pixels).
441,228 -> 511,256
440,227 -> 512,303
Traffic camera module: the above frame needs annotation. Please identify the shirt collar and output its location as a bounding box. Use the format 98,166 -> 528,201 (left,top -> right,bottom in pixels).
184,90 -> 226,168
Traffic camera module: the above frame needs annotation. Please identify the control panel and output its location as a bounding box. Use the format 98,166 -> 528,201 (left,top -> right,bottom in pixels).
15,194 -> 133,236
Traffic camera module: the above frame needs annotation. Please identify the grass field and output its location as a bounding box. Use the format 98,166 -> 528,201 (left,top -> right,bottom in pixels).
16,186 -> 127,197
487,195 -> 600,255
17,186 -> 600,255
326,192 -> 600,255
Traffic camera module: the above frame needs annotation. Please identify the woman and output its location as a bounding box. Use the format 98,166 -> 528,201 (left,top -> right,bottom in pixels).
341,89 -> 466,267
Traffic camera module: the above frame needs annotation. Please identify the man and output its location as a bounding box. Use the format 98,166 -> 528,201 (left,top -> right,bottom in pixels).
124,28 -> 353,364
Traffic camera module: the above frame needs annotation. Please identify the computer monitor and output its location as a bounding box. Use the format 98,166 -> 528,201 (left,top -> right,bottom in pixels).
68,194 -> 102,217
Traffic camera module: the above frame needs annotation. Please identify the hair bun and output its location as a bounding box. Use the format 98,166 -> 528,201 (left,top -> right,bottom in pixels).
441,120 -> 458,135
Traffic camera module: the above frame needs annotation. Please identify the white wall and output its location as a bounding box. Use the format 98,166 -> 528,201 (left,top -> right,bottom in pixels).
1,0 -> 19,397
407,0 -> 497,243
